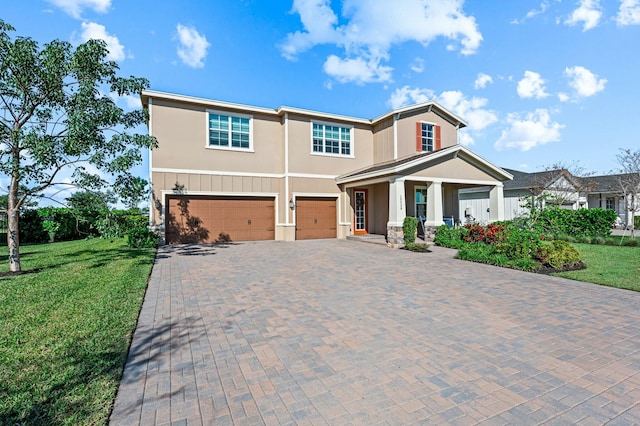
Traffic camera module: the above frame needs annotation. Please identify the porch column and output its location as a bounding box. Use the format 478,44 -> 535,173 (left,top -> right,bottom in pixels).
386,178 -> 406,247
489,184 -> 505,222
425,180 -> 444,226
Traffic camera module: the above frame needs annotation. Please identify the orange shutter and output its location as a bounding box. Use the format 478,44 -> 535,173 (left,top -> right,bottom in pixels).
435,125 -> 441,150
416,122 -> 422,152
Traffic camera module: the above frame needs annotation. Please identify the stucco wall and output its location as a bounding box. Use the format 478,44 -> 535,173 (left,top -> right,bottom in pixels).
151,99 -> 284,174
396,109 -> 458,158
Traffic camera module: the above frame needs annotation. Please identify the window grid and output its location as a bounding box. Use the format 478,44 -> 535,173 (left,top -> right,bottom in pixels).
421,123 -> 434,152
312,123 -> 352,156
209,113 -> 250,149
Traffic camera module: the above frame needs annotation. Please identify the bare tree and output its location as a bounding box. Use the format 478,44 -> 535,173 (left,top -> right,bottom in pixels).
529,162 -> 595,209
615,148 -> 640,237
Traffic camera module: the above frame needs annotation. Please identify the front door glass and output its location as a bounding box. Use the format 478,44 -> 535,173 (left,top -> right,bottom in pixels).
355,191 -> 366,231
415,188 -> 427,220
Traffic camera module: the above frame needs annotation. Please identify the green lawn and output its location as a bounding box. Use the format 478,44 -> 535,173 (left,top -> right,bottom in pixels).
553,243 -> 640,291
0,238 -> 155,425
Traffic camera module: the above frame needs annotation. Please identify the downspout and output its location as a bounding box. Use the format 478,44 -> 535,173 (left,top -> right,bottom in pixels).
284,113 -> 289,225
148,97 -> 154,227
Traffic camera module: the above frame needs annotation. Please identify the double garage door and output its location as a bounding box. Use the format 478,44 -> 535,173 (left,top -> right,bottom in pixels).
166,196 -> 275,244
165,195 -> 337,243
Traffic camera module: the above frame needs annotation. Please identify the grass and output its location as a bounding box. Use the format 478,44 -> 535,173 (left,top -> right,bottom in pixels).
0,238 -> 156,425
553,242 -> 640,291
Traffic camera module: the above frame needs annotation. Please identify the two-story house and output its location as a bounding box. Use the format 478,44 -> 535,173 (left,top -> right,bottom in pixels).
142,90 -> 513,246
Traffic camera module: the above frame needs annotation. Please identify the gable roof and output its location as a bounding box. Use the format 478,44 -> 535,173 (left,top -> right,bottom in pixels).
336,145 -> 512,184
501,168 -> 584,191
141,90 -> 467,128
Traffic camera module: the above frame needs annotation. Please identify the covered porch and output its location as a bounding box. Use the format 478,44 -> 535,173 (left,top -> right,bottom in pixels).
336,145 -> 513,247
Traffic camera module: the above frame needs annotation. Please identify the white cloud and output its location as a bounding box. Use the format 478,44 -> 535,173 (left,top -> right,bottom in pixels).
388,86 -> 498,146
388,86 -> 434,110
558,92 -> 570,102
281,0 -> 482,84
511,1 -> 550,24
79,22 -> 125,62
458,131 -> 474,146
617,0 -> 640,25
323,55 -> 393,84
435,90 -> 498,131
495,109 -> 563,151
564,65 -> 607,97
474,73 -> 493,89
565,0 -> 602,31
517,71 -> 549,99
109,93 -> 141,109
176,24 -> 210,68
47,0 -> 110,18
410,57 -> 425,73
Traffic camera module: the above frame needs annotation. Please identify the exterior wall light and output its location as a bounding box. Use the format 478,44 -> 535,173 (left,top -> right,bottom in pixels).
289,199 -> 295,210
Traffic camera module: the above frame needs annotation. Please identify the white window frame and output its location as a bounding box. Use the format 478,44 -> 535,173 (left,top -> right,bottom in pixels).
606,197 -> 616,211
205,109 -> 254,153
310,120 -> 355,158
419,121 -> 436,152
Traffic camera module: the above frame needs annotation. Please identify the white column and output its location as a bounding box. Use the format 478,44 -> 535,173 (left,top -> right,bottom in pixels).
426,180 -> 444,226
489,184 -> 505,222
387,178 -> 406,227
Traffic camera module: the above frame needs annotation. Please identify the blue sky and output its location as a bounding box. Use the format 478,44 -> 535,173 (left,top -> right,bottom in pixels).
3,0 -> 640,191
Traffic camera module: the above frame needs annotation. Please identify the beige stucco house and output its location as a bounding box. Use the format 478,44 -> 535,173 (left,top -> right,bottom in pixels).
142,90 -> 513,246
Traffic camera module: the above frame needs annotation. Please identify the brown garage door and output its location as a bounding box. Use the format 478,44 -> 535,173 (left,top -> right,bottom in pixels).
166,196 -> 274,244
295,197 -> 337,240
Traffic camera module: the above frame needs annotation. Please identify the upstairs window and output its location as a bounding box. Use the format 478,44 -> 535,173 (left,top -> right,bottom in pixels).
208,111 -> 252,150
416,122 -> 441,152
312,122 -> 353,157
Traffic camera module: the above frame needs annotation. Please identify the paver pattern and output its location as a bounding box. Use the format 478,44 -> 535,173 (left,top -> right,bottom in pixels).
110,240 -> 640,425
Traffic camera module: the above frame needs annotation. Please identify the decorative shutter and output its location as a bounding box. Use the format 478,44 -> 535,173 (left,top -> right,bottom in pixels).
435,125 -> 441,151
416,122 -> 422,152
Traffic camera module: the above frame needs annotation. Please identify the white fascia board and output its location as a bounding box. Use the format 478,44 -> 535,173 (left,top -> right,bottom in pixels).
371,101 -> 468,128
336,145 -> 460,185
141,90 -> 279,116
277,106 -> 370,125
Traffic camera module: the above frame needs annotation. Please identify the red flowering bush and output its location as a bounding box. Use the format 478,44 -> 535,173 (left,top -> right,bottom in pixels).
463,224 -> 486,243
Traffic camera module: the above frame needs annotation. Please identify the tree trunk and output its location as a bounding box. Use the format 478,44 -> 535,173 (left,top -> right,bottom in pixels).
7,207 -> 20,272
8,170 -> 21,272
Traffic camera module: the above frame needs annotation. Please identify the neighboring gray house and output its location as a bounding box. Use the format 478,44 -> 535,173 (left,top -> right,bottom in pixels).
459,168 -> 638,228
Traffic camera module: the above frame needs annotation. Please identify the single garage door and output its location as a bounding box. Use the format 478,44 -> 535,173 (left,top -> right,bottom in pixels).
295,197 -> 337,240
166,196 -> 274,244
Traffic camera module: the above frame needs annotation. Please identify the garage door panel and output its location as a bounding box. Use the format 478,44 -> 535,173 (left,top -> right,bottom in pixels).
166,196 -> 274,244
296,197 -> 337,240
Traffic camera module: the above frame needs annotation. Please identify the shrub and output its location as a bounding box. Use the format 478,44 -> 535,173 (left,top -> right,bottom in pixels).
577,235 -> 592,244
403,216 -> 418,244
126,228 -> 160,248
622,238 -> 639,247
19,209 -> 48,243
434,224 -> 467,248
635,216 -> 640,229
535,240 -> 581,270
404,242 -> 431,252
605,237 -> 619,246
493,226 -> 542,260
555,234 -> 569,241
463,224 -> 486,243
592,236 -> 605,245
566,236 -> 576,243
533,207 -> 616,237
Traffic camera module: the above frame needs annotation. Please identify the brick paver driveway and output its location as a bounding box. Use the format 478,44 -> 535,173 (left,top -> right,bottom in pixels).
110,240 -> 640,425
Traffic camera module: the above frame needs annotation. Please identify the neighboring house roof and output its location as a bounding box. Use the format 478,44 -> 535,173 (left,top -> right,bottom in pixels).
501,168 -> 584,192
588,173 -> 639,193
336,145 -> 512,184
141,90 -> 467,128
501,168 -> 639,195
